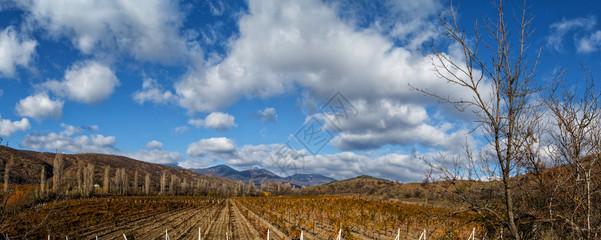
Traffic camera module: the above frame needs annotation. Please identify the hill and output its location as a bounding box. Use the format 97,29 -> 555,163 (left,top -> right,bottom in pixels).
300,175 -> 461,201
0,146 -> 237,194
284,173 -> 335,187
193,164 -> 335,187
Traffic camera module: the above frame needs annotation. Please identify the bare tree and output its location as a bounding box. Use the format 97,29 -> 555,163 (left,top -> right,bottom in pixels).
169,174 -> 178,195
83,163 -> 95,196
103,165 -> 110,194
40,167 -> 46,195
160,171 -> 167,194
418,1 -> 540,238
52,153 -> 64,193
133,170 -> 139,194
3,154 -> 13,192
76,160 -> 83,195
113,168 -> 128,195
122,168 -> 128,194
546,76 -> 601,239
181,178 -> 188,194
144,173 -> 150,195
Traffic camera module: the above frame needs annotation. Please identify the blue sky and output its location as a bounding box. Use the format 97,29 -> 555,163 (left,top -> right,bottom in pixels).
0,0 -> 600,181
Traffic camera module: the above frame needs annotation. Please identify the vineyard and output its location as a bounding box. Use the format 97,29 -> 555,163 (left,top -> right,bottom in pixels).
0,196 -> 478,239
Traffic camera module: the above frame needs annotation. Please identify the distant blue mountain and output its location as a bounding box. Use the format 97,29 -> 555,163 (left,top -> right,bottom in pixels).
192,164 -> 335,187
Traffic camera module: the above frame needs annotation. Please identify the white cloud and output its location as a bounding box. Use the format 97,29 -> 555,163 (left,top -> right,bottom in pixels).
0,26 -> 37,77
21,123 -> 117,153
175,0 -> 469,112
257,107 -> 277,122
171,0 -> 474,153
174,126 -> 189,134
178,141 -> 436,182
133,78 -> 176,104
145,140 -> 163,149
547,16 -> 596,51
188,112 -> 236,130
315,99 -> 469,150
577,30 -> 601,53
186,137 -> 236,157
130,140 -> 180,164
15,92 -> 63,119
19,0 -> 200,63
42,60 -> 119,104
129,149 -> 181,165
0,117 -> 30,137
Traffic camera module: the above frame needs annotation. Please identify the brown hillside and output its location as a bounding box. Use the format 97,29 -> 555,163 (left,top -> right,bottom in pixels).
0,146 -> 237,192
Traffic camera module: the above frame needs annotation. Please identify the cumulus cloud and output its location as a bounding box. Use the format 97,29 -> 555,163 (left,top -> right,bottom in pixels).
257,107 -> 277,122
133,78 -> 176,104
314,99 -> 469,150
186,137 -> 236,157
129,140 -> 180,164
41,60 -> 119,104
21,123 -> 117,153
188,112 -> 236,130
15,92 -> 63,119
19,0 -> 200,63
170,0 -> 475,155
0,26 -> 37,77
0,117 -> 30,137
174,0 -> 469,111
145,140 -> 163,149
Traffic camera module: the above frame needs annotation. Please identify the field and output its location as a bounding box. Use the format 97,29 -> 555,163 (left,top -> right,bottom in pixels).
0,196 -> 478,239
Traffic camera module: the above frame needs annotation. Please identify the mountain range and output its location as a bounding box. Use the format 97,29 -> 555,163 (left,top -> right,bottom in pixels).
192,164 -> 335,187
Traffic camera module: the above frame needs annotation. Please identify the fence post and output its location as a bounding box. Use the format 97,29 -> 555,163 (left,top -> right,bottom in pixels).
468,227 -> 476,240
418,229 -> 427,240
